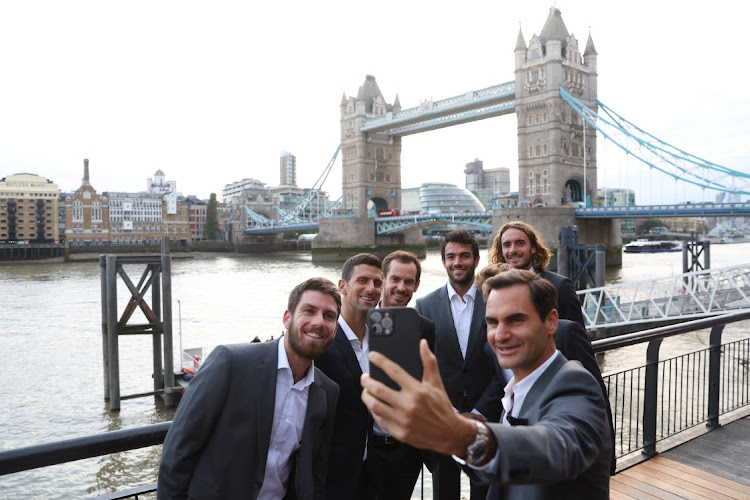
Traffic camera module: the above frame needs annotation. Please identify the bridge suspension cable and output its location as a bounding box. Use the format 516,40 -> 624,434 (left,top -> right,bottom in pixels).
274,146 -> 340,224
560,87 -> 750,196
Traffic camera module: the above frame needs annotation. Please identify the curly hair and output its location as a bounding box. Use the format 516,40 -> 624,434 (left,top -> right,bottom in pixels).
487,221 -> 551,272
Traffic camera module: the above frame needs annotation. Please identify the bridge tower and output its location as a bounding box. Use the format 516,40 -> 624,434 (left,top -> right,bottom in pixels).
515,7 -> 598,208
313,75 -> 425,261
340,75 -> 402,216
496,7 -> 621,267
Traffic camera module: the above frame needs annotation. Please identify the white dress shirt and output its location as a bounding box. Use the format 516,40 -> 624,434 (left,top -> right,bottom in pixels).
337,315 -> 384,459
446,282 -> 478,359
257,339 -> 315,499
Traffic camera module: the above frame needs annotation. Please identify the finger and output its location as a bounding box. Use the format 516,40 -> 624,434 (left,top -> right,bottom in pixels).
368,349 -> 420,391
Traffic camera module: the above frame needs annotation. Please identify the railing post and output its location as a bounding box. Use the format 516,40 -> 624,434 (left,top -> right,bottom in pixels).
707,325 -> 724,430
161,238 -> 176,408
642,338 -> 662,457
99,255 -> 109,400
106,255 -> 120,412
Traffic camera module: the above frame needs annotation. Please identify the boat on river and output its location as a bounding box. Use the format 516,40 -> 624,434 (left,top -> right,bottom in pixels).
624,239 -> 682,253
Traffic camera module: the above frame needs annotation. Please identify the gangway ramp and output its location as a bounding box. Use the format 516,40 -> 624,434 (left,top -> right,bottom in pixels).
578,264 -> 750,332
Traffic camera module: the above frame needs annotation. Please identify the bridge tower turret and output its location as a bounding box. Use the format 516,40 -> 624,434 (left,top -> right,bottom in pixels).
514,6 -> 598,208
339,75 -> 402,217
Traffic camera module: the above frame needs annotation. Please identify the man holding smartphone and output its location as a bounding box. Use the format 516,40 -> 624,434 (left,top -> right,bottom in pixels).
415,230 -> 500,500
369,250 -> 436,500
315,253 -> 383,499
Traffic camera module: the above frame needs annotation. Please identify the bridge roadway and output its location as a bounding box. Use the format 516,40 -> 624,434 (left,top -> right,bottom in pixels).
579,263 -> 750,332
243,202 -> 750,236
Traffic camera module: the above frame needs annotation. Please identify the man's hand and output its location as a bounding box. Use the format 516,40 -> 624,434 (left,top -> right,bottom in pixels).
361,339 -> 477,457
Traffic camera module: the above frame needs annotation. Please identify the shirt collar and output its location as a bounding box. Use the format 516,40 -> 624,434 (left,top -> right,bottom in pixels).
338,315 -> 368,343
504,349 -> 559,397
277,337 -> 315,389
446,282 -> 478,302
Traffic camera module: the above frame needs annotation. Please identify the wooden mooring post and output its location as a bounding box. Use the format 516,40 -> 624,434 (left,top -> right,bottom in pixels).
100,238 -> 178,412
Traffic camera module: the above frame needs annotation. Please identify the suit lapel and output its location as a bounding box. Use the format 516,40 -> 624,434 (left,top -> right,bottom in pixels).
435,286 -> 463,361
294,371 -> 326,498
256,340 -> 279,464
334,324 -> 363,378
463,290 -> 486,368
517,353 -> 567,419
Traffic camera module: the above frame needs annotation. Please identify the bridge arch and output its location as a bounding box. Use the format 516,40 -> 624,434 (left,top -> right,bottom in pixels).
367,197 -> 389,217
565,179 -> 584,204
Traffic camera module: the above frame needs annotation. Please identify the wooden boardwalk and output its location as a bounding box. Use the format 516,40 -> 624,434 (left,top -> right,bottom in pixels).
611,415 -> 750,499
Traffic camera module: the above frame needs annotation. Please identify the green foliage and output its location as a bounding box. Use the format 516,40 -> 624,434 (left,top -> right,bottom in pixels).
640,218 -> 664,233
205,193 -> 219,240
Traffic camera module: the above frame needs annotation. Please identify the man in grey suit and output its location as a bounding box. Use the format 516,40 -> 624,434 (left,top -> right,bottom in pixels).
415,230 -> 499,499
157,277 -> 341,500
488,221 -> 585,328
362,268 -> 612,499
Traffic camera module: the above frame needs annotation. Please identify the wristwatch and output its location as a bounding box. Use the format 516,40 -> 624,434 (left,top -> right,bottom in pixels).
465,420 -> 491,465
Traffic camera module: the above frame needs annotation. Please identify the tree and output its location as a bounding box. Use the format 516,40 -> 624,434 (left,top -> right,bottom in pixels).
640,218 -> 665,234
205,193 -> 219,240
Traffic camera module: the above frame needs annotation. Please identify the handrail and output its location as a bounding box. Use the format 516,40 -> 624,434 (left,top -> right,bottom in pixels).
591,310 -> 750,352
0,422 -> 170,476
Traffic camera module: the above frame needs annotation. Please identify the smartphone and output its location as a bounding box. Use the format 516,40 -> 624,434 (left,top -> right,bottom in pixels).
367,307 -> 422,391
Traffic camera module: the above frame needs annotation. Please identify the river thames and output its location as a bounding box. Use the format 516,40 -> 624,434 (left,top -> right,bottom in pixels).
2,245 -> 750,498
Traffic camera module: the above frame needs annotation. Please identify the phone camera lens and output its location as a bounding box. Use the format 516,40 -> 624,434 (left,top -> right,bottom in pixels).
370,311 -> 382,323
372,323 -> 384,335
381,317 -> 393,329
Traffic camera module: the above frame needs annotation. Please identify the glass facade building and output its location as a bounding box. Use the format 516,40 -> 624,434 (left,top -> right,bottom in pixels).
419,183 -> 486,214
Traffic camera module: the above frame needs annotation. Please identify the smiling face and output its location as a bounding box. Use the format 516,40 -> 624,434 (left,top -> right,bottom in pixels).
283,290 -> 339,361
382,259 -> 420,307
339,264 -> 384,315
500,228 -> 536,270
442,242 -> 480,288
485,283 -> 558,381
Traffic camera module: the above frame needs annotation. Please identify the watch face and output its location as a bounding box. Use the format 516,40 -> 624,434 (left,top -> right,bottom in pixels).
466,422 -> 490,465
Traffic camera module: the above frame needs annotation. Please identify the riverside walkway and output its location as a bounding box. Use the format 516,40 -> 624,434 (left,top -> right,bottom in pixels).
611,413 -> 750,499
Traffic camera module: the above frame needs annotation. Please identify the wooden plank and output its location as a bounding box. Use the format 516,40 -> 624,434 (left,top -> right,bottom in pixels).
609,476 -> 660,499
609,486 -> 637,500
612,472 -> 686,500
622,467 -> 733,500
638,459 -> 745,500
648,456 -> 750,497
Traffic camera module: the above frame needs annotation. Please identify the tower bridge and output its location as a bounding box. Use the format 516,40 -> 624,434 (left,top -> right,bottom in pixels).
235,6 -> 750,262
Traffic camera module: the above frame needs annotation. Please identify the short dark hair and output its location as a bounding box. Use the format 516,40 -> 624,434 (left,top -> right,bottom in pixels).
440,230 -> 479,259
287,277 -> 342,316
487,221 -> 551,272
382,250 -> 421,282
483,268 -> 558,321
341,253 -> 382,282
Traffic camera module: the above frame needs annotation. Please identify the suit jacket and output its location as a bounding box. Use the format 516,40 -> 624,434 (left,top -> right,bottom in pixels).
314,324 -> 372,499
539,270 -> 585,328
466,354 -> 612,500
415,285 -> 499,417
484,319 -> 616,474
157,340 -> 339,500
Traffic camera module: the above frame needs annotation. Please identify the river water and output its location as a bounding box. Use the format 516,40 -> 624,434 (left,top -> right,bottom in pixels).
2,245 -> 750,498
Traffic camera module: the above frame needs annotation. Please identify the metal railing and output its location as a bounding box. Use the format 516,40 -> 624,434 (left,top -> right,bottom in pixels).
592,311 -> 750,459
2,312 -> 750,498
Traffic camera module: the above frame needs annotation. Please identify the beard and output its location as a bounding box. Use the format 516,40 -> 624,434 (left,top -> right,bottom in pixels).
447,266 -> 475,287
287,317 -> 328,361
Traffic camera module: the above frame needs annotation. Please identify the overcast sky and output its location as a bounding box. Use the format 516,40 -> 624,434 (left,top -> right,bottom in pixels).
1,1 -> 748,206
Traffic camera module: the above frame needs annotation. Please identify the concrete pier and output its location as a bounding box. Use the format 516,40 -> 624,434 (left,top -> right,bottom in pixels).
312,217 -> 426,262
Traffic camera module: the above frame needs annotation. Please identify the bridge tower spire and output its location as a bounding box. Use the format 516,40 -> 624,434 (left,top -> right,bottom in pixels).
339,74 -> 402,217
514,6 -> 598,207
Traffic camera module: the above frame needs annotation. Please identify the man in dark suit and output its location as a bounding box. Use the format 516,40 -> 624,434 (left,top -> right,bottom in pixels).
370,250 -> 436,500
361,268 -> 612,499
158,277 -> 341,500
415,230 -> 499,500
488,221 -> 585,328
315,253 -> 383,499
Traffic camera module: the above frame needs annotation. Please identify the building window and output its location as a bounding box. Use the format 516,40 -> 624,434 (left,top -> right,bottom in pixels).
72,200 -> 84,222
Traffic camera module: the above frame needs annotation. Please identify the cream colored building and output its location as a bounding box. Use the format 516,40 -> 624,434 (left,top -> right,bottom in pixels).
0,173 -> 60,243
65,159 -> 110,247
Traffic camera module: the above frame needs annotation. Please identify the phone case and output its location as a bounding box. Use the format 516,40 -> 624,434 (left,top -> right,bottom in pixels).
367,307 -> 423,390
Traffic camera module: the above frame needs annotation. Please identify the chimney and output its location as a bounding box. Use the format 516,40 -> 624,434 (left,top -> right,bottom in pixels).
83,158 -> 90,185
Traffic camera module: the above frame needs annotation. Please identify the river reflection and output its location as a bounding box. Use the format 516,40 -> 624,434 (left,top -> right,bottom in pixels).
1,245 -> 750,498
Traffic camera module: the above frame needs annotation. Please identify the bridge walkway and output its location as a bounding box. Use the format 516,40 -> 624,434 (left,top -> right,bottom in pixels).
611,414 -> 750,498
